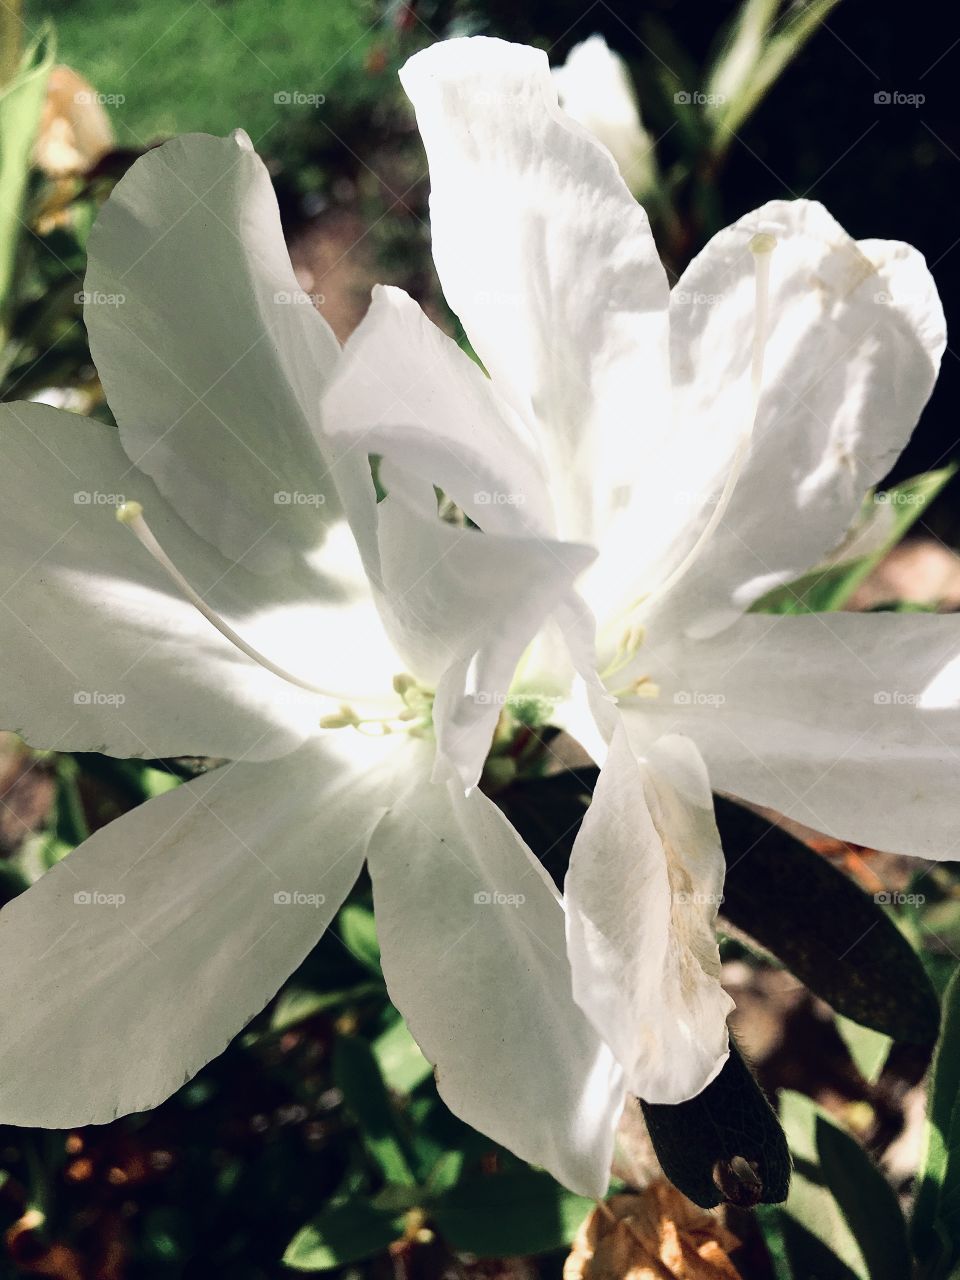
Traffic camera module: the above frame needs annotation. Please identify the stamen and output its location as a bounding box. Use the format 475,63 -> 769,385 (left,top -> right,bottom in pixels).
116,501 -> 345,700
635,231 -> 777,618
598,622 -> 646,682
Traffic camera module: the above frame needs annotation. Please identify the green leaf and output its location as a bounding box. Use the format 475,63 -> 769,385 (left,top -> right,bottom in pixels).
705,0 -> 780,108
708,0 -> 843,149
778,1090 -> 911,1280
716,795 -> 940,1044
639,16 -> 711,152
0,0 -> 23,88
752,467 -> 955,615
913,965 -> 960,1268
423,1150 -> 465,1197
373,1015 -> 433,1094
283,1200 -> 404,1271
333,1035 -> 417,1186
835,1015 -> 891,1085
432,1170 -> 591,1256
54,755 -> 89,846
0,28 -> 54,327
269,981 -> 382,1033
641,1039 -> 790,1209
339,902 -> 381,974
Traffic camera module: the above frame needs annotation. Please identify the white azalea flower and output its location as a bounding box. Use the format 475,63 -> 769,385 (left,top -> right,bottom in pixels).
325,36 -> 946,1119
0,129 -> 627,1196
552,35 -> 656,196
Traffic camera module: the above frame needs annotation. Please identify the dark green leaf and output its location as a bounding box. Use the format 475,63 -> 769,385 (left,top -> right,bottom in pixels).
641,1040 -> 790,1209
716,795 -> 940,1044
432,1170 -> 591,1256
778,1090 -> 911,1280
333,1035 -> 417,1186
913,965 -> 960,1267
283,1200 -> 404,1271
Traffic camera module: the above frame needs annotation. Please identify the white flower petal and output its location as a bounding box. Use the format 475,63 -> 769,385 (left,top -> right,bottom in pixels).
629,611 -> 960,858
84,131 -> 346,575
324,286 -> 555,537
399,37 -> 671,546
0,731 -> 405,1126
552,35 -> 653,193
0,402 -> 356,759
565,725 -> 732,1103
645,200 -> 945,641
367,746 -> 623,1197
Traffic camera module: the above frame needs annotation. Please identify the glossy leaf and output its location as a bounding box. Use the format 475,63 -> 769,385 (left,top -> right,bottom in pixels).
641,1040 -> 790,1209
716,795 -> 940,1044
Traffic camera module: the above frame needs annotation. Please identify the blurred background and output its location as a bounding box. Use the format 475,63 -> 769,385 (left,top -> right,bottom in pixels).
1,0 -> 960,1275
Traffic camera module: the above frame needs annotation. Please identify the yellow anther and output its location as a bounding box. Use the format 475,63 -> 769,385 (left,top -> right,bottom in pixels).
749,231 -> 777,256
116,500 -> 143,525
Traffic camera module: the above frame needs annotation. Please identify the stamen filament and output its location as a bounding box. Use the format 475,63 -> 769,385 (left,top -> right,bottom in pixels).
116,501 -> 343,700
